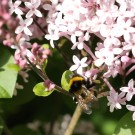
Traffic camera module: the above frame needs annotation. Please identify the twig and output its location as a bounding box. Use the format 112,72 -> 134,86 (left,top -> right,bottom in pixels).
33,18 -> 46,35
25,56 -> 72,97
126,65 -> 135,76
83,43 -> 97,60
103,78 -> 116,92
64,105 -> 82,135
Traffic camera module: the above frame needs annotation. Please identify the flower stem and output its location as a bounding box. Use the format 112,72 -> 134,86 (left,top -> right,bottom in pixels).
103,78 -> 116,92
126,65 -> 135,76
25,56 -> 72,97
94,32 -> 105,41
83,43 -> 96,60
64,105 -> 82,135
33,18 -> 46,35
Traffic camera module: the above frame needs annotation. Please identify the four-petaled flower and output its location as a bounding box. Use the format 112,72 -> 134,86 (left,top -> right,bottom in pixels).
15,17 -> 33,36
9,0 -> 23,15
120,79 -> 135,101
94,49 -> 114,67
25,0 -> 42,18
69,55 -> 88,75
107,90 -> 126,112
126,105 -> 135,121
123,34 -> 135,57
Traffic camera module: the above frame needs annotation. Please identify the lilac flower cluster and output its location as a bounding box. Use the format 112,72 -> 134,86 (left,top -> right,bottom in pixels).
6,0 -> 51,69
43,0 -> 135,119
1,0 -> 52,91
5,0 -> 135,120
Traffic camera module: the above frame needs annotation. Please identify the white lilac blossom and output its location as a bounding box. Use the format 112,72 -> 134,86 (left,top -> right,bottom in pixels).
120,79 -> 135,101
107,91 -> 126,112
43,0 -> 135,74
126,105 -> 135,121
15,17 -> 33,36
25,0 -> 42,18
94,49 -> 114,67
123,34 -> 135,57
9,0 -> 23,15
112,19 -> 135,42
45,32 -> 59,48
69,55 -> 88,75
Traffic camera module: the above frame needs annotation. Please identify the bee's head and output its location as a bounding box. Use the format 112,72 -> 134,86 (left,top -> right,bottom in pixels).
69,74 -> 95,93
69,75 -> 85,93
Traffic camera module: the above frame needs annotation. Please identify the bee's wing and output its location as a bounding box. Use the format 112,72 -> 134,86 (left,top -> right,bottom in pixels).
74,93 -> 92,115
77,98 -> 92,114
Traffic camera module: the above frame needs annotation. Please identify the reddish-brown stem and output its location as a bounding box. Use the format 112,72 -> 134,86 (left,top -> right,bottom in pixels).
103,78 -> 116,92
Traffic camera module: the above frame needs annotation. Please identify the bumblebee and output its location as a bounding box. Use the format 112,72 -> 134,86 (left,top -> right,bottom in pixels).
69,75 -> 97,114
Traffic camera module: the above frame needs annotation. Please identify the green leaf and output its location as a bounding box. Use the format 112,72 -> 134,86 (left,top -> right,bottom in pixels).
113,112 -> 135,135
1,72 -> 37,106
7,63 -> 21,71
33,82 -> 54,97
61,70 -> 73,91
0,46 -> 18,98
102,120 -> 117,135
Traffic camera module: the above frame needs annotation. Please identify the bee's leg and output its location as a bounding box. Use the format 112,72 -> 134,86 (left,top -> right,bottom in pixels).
89,88 -> 98,97
93,89 -> 98,97
80,92 -> 87,99
73,96 -> 78,104
97,91 -> 109,99
80,87 -> 88,98
84,79 -> 95,89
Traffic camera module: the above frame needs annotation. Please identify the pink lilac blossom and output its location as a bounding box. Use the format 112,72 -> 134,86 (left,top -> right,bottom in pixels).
25,0 -> 42,18
0,0 -> 16,42
103,59 -> 124,78
14,45 -> 30,68
120,79 -> 135,101
126,105 -> 135,121
43,0 -> 98,49
15,17 -> 33,36
84,68 -> 99,79
107,90 -> 126,112
43,0 -> 135,77
9,0 -> 23,15
31,43 -> 51,65
44,79 -> 55,91
123,34 -> 135,57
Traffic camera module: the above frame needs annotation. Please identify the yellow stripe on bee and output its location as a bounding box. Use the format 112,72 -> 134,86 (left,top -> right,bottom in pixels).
69,76 -> 84,87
